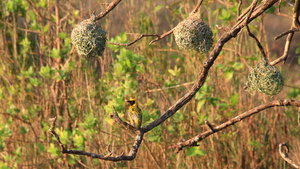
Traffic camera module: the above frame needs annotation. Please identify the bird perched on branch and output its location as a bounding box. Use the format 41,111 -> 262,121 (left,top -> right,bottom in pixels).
127,99 -> 142,129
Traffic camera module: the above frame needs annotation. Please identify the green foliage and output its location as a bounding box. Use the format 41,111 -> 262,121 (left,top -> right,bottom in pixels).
0,0 -> 298,168
187,147 -> 206,157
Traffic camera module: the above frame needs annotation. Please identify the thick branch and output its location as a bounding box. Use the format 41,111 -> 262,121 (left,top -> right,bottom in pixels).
141,0 -> 279,134
174,99 -> 300,153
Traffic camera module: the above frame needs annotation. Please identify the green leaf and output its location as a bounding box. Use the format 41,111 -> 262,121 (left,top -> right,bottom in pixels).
232,62 -> 244,70
20,66 -> 34,77
224,70 -> 233,80
198,114 -> 208,124
42,25 -> 49,33
29,77 -> 41,87
154,4 -> 164,13
229,94 -> 239,106
39,65 -> 53,78
50,48 -> 61,59
47,143 -> 61,157
196,99 -> 206,112
187,147 -> 206,156
58,32 -> 67,39
74,134 -> 85,149
37,143 -> 45,152
37,0 -> 47,8
168,69 -> 176,76
20,126 -> 28,134
68,156 -> 76,165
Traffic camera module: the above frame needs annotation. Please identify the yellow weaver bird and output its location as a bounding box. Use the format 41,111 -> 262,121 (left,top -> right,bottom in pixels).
127,99 -> 142,129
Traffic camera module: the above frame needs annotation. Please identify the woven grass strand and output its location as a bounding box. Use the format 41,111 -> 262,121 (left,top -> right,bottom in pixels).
174,13 -> 213,53
246,59 -> 284,96
71,17 -> 107,57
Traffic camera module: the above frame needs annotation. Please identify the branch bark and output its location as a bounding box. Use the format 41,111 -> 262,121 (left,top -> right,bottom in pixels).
279,143 -> 300,168
95,0 -> 122,21
48,116 -> 145,161
174,99 -> 300,153
141,0 -> 280,134
271,0 -> 300,65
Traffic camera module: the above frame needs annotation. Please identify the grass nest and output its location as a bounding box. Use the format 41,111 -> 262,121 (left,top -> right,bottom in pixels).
173,13 -> 213,53
246,59 -> 284,96
71,16 -> 107,57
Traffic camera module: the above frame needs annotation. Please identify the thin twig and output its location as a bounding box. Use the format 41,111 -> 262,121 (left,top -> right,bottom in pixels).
271,0 -> 299,65
245,25 -> 267,60
274,27 -> 300,40
238,0 -> 243,17
109,34 -> 160,46
204,119 -> 215,132
245,0 -> 267,59
191,0 -> 204,14
111,0 -> 205,46
279,143 -> 300,168
95,0 -> 122,21
149,29 -> 174,44
285,0 -> 295,7
110,106 -> 136,131
270,33 -> 294,65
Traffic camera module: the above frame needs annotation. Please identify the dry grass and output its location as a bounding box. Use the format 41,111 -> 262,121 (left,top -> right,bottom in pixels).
0,0 -> 299,168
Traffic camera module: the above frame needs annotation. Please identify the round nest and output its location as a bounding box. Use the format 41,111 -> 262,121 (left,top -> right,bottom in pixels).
246,59 -> 284,96
71,16 -> 107,57
173,13 -> 213,53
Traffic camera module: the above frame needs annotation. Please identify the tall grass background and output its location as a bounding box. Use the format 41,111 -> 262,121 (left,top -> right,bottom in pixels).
0,0 -> 299,168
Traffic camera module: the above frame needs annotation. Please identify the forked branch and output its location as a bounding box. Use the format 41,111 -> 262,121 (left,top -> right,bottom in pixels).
112,0 -> 205,46
271,0 -> 300,65
141,0 -> 279,134
48,116 -> 144,161
174,99 -> 300,153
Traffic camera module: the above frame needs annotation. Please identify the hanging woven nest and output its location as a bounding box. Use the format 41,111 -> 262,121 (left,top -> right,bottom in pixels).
71,15 -> 107,57
173,13 -> 213,53
246,59 -> 284,96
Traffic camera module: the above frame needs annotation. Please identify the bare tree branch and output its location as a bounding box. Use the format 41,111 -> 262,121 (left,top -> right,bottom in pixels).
113,0 -> 205,46
95,0 -> 122,21
274,27 -> 300,40
109,34 -> 160,46
245,0 -> 268,60
279,143 -> 300,168
48,115 -> 145,161
191,0 -> 204,14
148,29 -> 174,45
270,33 -> 294,65
49,0 -> 283,161
271,0 -> 300,65
141,0 -> 280,134
174,99 -> 300,153
110,106 -> 137,131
